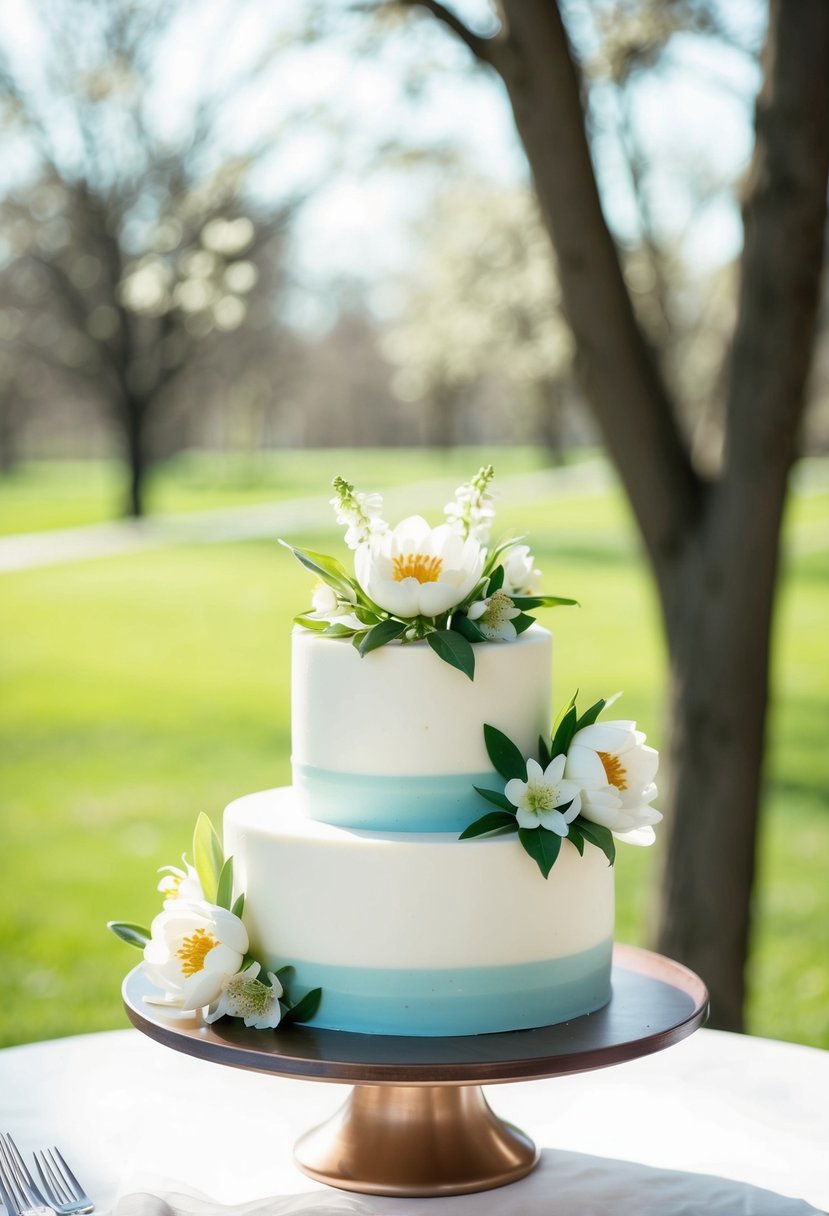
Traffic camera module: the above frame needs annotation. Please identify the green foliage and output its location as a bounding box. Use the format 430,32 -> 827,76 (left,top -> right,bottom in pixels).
426,630 -> 475,679
193,813 -> 224,904
358,618 -> 407,655
107,922 -> 150,949
459,809 -> 517,839
518,826 -> 562,879
483,724 -> 527,781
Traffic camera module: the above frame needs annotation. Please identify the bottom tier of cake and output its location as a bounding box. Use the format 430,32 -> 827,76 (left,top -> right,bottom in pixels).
224,788 -> 615,1037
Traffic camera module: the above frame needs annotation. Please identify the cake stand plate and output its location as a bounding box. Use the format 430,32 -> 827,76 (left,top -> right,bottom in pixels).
123,944 -> 708,1198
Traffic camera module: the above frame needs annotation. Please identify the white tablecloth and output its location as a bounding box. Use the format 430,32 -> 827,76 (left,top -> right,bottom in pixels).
1,1027 -> 826,1214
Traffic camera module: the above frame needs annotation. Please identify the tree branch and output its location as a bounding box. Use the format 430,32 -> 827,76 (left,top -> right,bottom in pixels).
396,0 -> 501,67
723,0 -> 829,487
491,0 -> 702,586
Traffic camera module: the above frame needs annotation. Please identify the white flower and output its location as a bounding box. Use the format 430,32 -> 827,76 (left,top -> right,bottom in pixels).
501,544 -> 541,596
466,589 -> 521,641
309,582 -> 363,631
444,465 -> 496,542
205,962 -> 284,1029
330,477 -> 388,550
157,858 -> 205,904
504,755 -> 582,835
354,515 -> 485,620
564,720 -> 661,845
142,900 -> 248,1010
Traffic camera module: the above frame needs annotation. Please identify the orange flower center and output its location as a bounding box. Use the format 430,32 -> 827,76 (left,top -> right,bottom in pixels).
177,928 -> 218,977
598,751 -> 627,791
392,553 -> 443,584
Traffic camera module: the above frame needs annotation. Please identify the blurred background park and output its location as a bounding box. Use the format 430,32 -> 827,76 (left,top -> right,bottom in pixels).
0,0 -> 827,1050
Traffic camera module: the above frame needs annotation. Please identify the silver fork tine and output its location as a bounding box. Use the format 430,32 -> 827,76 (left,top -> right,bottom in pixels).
53,1149 -> 86,1204
36,1151 -> 71,1203
33,1147 -> 93,1215
5,1136 -> 49,1206
0,1134 -> 53,1214
34,1152 -> 69,1201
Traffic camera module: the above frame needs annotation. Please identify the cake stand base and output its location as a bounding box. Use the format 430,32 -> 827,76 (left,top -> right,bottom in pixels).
123,945 -> 708,1199
293,1083 -> 538,1197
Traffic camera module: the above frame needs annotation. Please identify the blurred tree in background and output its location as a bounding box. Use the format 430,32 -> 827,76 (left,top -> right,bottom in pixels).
381,0 -> 829,1030
382,180 -> 577,453
0,0 -> 298,515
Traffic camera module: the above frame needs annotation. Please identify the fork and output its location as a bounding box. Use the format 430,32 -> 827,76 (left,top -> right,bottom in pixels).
32,1150 -> 93,1216
1,1137 -> 91,1216
0,1135 -> 55,1216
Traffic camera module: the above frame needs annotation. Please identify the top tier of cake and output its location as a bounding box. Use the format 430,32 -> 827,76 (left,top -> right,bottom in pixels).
291,624 -> 552,833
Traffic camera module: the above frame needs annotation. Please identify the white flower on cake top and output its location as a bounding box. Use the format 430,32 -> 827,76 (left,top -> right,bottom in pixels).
283,465 -> 577,682
565,720 -> 662,845
355,515 -> 485,619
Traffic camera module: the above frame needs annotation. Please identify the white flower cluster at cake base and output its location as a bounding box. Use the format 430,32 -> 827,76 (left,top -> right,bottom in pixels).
283,466 -> 576,680
462,694 -> 662,878
109,814 -> 321,1029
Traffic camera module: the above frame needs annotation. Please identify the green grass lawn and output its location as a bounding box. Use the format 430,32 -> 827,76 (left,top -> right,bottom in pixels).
0,447 -> 588,536
0,453 -> 827,1049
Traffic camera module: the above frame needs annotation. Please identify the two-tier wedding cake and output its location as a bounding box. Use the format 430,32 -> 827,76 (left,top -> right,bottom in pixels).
111,467 -> 661,1038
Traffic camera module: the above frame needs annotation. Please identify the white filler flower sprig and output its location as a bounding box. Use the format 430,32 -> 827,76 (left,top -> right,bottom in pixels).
108,815 -> 321,1029
461,695 -> 662,878
282,467 -> 576,681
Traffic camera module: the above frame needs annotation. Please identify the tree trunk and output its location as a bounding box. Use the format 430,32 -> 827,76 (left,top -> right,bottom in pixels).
655,0 -> 829,1026
122,395 -> 149,518
414,0 -> 829,1026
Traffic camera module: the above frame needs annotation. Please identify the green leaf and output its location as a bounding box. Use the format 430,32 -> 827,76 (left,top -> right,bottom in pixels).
426,630 -> 475,680
511,595 -> 579,609
321,622 -> 357,637
575,697 -> 606,730
567,824 -> 585,856
487,562 -> 505,593
231,893 -> 245,919
215,857 -> 234,911
577,819 -> 616,866
293,613 -> 329,632
283,987 -> 323,1025
518,826 -> 562,879
450,613 -> 486,644
279,541 -> 356,601
473,784 -> 517,812
550,704 -> 579,760
537,734 -> 552,767
483,723 -> 527,781
108,921 -> 151,949
275,964 -> 295,985
358,618 -> 407,655
193,813 -> 224,904
459,810 -> 517,839
353,605 -> 383,627
512,612 -> 535,635
351,631 -> 369,651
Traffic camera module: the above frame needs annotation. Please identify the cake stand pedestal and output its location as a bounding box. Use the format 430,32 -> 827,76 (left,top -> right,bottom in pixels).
123,944 -> 708,1198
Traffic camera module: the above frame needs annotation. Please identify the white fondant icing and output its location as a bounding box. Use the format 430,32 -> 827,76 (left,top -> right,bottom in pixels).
224,788 -> 614,971
290,624 -> 552,783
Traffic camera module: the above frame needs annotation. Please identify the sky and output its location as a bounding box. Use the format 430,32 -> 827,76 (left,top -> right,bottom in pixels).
0,0 -> 766,328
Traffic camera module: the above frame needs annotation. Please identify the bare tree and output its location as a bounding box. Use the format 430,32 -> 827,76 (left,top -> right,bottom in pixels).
0,0 -> 299,515
382,0 -> 829,1029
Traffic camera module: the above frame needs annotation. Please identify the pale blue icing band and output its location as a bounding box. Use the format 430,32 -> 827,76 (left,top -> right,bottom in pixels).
293,762 -> 500,832
274,939 -> 613,1036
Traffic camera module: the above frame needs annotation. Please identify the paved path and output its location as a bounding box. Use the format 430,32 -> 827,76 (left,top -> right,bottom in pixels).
0,460 -> 613,574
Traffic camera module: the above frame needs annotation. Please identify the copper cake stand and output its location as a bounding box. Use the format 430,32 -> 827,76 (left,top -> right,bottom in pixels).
123,944 -> 708,1198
